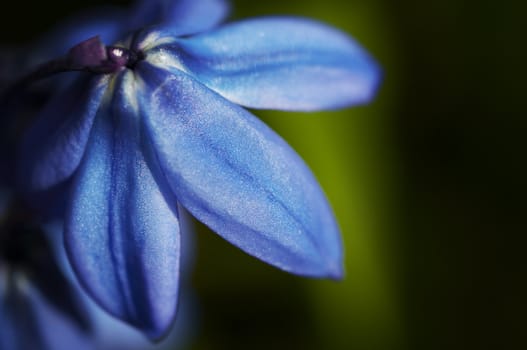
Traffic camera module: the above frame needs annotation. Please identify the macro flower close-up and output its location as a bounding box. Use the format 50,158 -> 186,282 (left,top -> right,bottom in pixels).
17,4 -> 379,341
1,0 -> 390,349
3,0 -> 522,349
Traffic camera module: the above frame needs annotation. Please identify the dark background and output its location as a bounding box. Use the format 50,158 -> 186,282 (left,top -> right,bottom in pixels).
1,0 -> 525,349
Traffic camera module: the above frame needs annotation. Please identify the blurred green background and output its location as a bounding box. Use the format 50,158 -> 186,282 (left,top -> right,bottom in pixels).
1,0 -> 525,349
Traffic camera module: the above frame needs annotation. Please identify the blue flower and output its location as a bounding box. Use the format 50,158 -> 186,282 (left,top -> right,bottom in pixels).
18,5 -> 380,341
1,0 -> 229,189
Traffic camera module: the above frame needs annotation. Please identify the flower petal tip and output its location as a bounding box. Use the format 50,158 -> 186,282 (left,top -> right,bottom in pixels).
142,314 -> 177,343
308,253 -> 344,281
326,261 -> 345,281
363,59 -> 384,105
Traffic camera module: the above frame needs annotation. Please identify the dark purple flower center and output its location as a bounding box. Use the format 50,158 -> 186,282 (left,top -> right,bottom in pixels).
106,45 -> 144,70
1,36 -> 145,100
69,37 -> 144,73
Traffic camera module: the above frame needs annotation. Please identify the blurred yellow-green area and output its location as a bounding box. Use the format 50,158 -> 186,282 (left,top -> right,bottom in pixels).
1,0 -> 525,349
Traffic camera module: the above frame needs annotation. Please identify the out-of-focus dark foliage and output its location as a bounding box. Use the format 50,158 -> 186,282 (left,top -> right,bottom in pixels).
1,0 -> 524,349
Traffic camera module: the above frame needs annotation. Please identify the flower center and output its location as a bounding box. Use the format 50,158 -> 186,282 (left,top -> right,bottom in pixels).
68,36 -> 145,73
1,36 -> 147,101
106,46 -> 145,71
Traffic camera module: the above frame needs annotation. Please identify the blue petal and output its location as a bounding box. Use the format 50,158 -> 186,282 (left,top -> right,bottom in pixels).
64,71 -> 180,340
139,63 -> 343,278
128,0 -> 230,36
17,76 -> 108,192
148,17 -> 380,111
